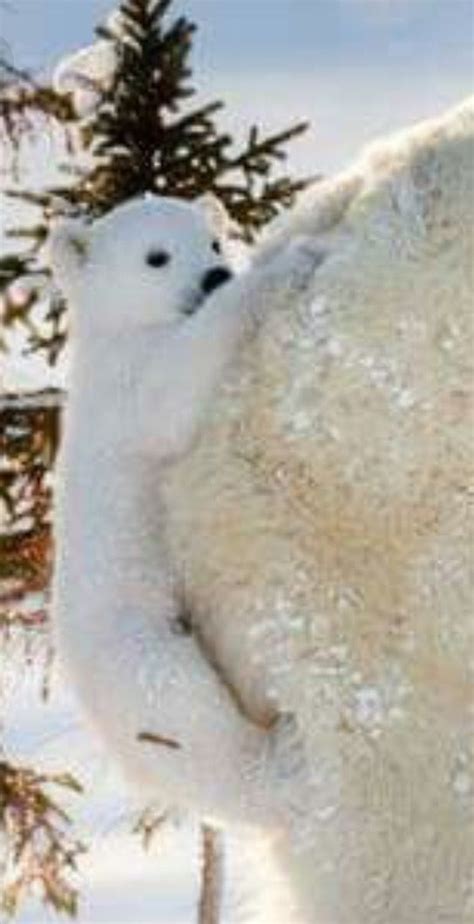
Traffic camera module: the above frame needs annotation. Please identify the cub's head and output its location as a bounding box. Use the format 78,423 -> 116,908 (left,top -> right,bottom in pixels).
49,194 -> 233,332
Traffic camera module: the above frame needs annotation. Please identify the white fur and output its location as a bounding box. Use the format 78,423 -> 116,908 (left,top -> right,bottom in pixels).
52,97 -> 474,923
160,100 -> 474,922
51,195 -> 322,844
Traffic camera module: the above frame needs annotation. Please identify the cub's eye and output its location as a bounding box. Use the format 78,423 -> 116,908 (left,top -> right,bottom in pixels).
146,249 -> 170,268
211,240 -> 222,255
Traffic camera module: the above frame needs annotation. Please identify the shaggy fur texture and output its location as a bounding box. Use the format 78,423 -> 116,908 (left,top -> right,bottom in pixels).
161,98 -> 474,922
51,195 -> 322,853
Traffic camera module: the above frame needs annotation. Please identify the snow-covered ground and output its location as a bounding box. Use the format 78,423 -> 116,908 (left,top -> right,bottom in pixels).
19,828 -> 197,924
2,653 -> 202,924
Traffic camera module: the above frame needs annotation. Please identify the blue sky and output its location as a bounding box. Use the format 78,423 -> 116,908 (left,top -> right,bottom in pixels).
1,0 -> 473,172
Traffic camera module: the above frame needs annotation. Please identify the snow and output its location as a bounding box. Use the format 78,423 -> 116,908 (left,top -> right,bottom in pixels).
17,831 -> 197,924
53,41 -> 117,118
1,658 -> 202,924
52,5 -> 130,119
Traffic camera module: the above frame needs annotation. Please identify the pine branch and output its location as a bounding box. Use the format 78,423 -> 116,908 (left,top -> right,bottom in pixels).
0,255 -> 33,292
0,56 -> 75,146
0,389 -> 62,593
0,761 -> 85,918
226,122 -> 309,173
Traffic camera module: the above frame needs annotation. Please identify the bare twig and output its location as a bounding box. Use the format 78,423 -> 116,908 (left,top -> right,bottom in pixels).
198,824 -> 224,924
136,730 -> 181,750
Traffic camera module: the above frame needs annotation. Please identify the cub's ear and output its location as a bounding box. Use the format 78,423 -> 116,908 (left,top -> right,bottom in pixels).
198,192 -> 236,238
48,218 -> 90,291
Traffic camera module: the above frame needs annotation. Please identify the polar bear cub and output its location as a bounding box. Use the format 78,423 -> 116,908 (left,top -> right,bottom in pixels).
50,194 -> 320,831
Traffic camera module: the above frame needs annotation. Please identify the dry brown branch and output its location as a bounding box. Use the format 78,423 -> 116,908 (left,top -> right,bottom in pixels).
0,761 -> 85,917
198,824 -> 224,924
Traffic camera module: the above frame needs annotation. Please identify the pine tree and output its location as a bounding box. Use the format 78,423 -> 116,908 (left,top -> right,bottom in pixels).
0,1 -> 316,917
1,0 -> 314,599
81,0 -> 310,230
2,0 -> 313,362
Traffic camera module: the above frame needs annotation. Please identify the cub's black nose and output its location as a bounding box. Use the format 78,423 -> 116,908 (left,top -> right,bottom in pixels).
201,266 -> 232,295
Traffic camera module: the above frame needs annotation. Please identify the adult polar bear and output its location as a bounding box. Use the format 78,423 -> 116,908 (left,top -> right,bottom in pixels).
161,98 -> 474,923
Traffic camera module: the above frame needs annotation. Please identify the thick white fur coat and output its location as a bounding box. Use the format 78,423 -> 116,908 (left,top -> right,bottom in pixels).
161,99 -> 474,923
51,196 -> 321,858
